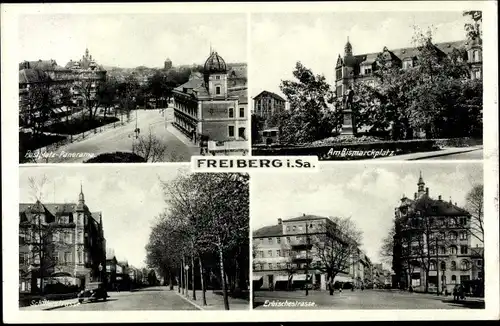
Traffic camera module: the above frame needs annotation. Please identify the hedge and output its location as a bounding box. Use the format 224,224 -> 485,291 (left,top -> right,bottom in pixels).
252,139 -> 440,160
84,151 -> 147,163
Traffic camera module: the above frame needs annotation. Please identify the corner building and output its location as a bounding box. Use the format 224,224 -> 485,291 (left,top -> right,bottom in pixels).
19,186 -> 106,293
172,51 -> 248,154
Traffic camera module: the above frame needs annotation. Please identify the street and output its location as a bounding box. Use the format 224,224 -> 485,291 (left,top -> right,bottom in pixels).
40,109 -> 198,163
253,289 -> 484,310
56,287 -> 199,311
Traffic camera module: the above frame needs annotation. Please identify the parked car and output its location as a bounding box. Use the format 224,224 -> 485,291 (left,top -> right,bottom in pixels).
78,282 -> 109,303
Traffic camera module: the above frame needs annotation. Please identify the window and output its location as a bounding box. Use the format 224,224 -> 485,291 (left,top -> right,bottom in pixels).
477,260 -> 482,266
268,237 -> 272,244
215,86 -> 221,95
473,50 -> 480,62
451,261 -> 457,270
64,252 -> 72,263
403,60 -> 413,69
309,223 -> 314,229
277,237 -> 281,244
336,69 -> 342,80
460,260 -> 470,271
78,251 -> 83,264
286,237 -> 291,243
286,226 -> 290,231
460,246 -> 468,255
239,107 -> 245,118
228,108 -> 234,118
298,225 -> 303,232
430,247 -> 436,255
65,233 -> 72,244
460,232 -> 467,240
292,226 -> 296,231
429,261 -> 437,270
286,263 -> 291,269
460,275 -> 471,283
439,246 -> 446,255
449,232 -> 458,240
449,246 -> 457,255
277,263 -> 281,270
451,275 -> 457,283
440,261 -> 446,270
228,126 -> 234,137
53,233 -> 59,242
267,250 -> 272,257
19,253 -> 26,264
459,217 -> 467,226
215,76 -> 220,80
78,231 -> 83,243
277,250 -> 281,257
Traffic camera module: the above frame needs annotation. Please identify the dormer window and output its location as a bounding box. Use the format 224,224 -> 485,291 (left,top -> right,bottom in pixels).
403,59 -> 413,70
215,75 -> 220,80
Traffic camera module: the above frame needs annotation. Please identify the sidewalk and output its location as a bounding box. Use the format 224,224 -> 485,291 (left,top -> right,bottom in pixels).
166,124 -> 199,150
175,289 -> 250,310
371,288 -> 485,302
374,145 -> 483,160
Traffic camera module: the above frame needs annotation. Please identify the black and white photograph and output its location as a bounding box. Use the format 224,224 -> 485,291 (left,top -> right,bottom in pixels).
18,165 -> 250,310
19,13 -> 249,164
252,163 -> 485,310
250,11 -> 484,160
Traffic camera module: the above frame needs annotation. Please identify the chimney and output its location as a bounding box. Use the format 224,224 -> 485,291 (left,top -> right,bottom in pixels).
438,195 -> 442,201
278,218 -> 282,225
414,192 -> 417,200
426,187 -> 429,196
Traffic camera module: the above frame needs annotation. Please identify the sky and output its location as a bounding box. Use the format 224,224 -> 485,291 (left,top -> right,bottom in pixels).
251,163 -> 483,267
18,13 -> 247,68
250,11 -> 472,101
19,165 -> 191,268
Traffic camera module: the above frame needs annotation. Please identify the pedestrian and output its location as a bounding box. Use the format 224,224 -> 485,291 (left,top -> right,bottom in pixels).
328,278 -> 334,296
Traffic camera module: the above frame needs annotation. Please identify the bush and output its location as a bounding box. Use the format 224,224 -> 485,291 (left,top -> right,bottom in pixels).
43,116 -> 120,135
434,137 -> 483,148
84,152 -> 147,163
252,139 -> 440,160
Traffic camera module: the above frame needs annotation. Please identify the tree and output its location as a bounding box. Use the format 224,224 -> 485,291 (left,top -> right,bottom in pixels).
20,71 -> 57,137
132,128 -> 167,162
466,184 -> 484,283
251,114 -> 265,145
96,78 -> 118,118
278,62 -> 336,143
313,216 -> 362,294
463,11 -> 482,41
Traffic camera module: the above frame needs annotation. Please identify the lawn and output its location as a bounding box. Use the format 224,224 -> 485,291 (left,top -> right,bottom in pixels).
43,116 -> 120,135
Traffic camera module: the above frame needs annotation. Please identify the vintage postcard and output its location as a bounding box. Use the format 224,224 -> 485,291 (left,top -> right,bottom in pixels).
1,1 -> 498,324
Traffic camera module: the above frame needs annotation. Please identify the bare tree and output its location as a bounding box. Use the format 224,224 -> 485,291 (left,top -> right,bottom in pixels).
313,216 -> 362,294
466,184 -> 484,283
133,129 -> 167,162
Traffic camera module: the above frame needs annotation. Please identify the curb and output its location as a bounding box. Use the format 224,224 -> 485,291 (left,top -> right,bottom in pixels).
409,147 -> 483,160
174,291 -> 204,310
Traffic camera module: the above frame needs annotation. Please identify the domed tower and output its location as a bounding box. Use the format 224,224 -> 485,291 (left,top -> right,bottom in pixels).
204,51 -> 228,97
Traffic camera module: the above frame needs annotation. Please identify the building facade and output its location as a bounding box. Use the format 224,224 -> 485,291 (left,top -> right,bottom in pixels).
253,214 -> 367,291
19,49 -> 107,124
172,51 -> 248,154
253,90 -> 286,123
19,186 -> 106,293
334,38 -> 483,99
392,173 -> 482,293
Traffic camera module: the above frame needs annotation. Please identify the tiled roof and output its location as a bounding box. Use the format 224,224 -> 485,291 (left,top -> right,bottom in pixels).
20,202 -> 76,216
411,195 -> 470,216
19,69 -> 50,84
19,60 -> 59,71
174,77 -> 209,99
253,224 -> 283,237
283,214 -> 328,222
228,87 -> 248,104
254,90 -> 286,102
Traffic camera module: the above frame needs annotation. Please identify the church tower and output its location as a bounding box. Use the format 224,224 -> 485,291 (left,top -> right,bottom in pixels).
417,171 -> 426,197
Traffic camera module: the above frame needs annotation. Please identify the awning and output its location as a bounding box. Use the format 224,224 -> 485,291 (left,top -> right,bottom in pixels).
252,275 -> 263,281
274,275 -> 290,282
292,274 -> 312,281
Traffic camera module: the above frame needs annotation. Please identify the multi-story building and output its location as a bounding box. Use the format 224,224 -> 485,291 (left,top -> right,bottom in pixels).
392,173 -> 481,293
334,37 -> 482,99
19,49 -> 107,124
253,90 -> 286,123
253,214 -> 364,291
172,51 -> 248,155
19,186 -> 106,293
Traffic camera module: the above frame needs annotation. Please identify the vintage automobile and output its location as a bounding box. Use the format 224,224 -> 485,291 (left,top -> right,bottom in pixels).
78,282 -> 109,303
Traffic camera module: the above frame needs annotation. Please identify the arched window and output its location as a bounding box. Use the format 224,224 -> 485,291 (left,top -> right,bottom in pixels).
451,275 -> 457,283
429,261 -> 437,270
448,231 -> 458,240
461,260 -> 470,271
449,246 -> 457,255
451,261 -> 457,270
440,261 -> 446,271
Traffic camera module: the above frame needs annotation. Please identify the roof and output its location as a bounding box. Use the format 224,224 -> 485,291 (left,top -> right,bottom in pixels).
91,212 -> 102,224
253,224 -> 283,237
174,77 -> 209,99
283,214 -> 328,222
19,69 -> 50,84
204,51 -> 227,74
254,90 -> 286,102
348,40 -> 468,66
227,63 -> 247,79
228,87 -> 248,104
19,60 -> 59,71
411,195 -> 470,216
20,202 -> 76,216
471,247 -> 484,257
